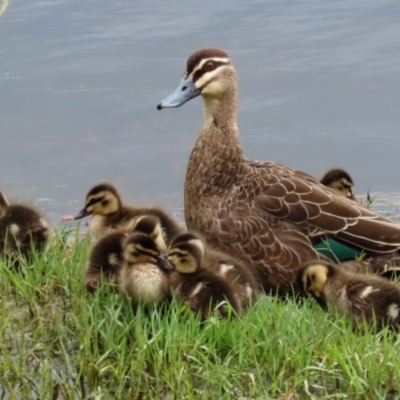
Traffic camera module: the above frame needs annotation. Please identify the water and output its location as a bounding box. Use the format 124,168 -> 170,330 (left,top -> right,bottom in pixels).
1,0 -> 400,225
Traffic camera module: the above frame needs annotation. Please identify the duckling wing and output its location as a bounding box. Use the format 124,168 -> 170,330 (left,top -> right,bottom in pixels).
246,161 -> 400,254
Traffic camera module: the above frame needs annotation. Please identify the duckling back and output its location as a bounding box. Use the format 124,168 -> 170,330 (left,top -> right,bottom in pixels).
169,267 -> 241,319
202,247 -> 259,313
85,231 -> 126,292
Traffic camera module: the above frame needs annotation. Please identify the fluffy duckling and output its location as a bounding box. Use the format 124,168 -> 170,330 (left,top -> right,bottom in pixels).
74,183 -> 184,240
0,190 -> 49,260
85,231 -> 126,292
85,215 -> 169,292
320,169 -> 356,201
130,215 -> 168,253
167,232 -> 251,318
119,232 -> 173,304
297,260 -> 400,330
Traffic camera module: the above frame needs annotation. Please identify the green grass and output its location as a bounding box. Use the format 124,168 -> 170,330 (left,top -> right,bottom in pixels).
1,229 -> 400,399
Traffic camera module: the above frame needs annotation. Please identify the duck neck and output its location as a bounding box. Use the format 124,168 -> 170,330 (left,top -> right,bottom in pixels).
186,86 -> 245,197
200,86 -> 244,159
202,84 -> 238,131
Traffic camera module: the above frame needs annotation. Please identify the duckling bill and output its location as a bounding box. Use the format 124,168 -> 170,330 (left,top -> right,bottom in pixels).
298,260 -> 400,330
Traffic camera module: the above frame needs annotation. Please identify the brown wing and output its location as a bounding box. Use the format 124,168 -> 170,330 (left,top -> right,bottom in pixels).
239,160 -> 400,254
213,210 -> 325,271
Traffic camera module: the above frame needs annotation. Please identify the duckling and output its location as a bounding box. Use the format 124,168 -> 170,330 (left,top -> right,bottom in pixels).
320,169 -> 356,201
0,190 -> 49,260
167,232 -> 251,318
297,260 -> 400,330
119,232 -> 172,304
85,215 -> 169,292
85,230 -> 127,292
130,215 -> 168,253
74,183 -> 184,241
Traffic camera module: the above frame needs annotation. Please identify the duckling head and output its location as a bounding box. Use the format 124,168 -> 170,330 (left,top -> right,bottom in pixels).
131,215 -> 167,253
123,233 -> 172,270
297,261 -> 331,310
320,169 -> 356,201
157,48 -> 236,109
74,183 -> 121,220
168,232 -> 205,273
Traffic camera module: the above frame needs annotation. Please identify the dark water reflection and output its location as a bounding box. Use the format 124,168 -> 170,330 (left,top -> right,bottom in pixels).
1,0 -> 400,224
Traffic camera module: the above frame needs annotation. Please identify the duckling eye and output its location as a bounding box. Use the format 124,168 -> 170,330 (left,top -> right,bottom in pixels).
102,200 -> 109,207
204,61 -> 214,71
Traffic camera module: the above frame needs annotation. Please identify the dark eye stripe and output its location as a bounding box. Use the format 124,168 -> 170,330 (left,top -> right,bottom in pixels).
87,197 -> 104,207
192,61 -> 230,84
136,248 -> 158,258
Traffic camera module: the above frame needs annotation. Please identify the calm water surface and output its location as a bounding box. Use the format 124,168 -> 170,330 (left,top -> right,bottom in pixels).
1,0 -> 400,225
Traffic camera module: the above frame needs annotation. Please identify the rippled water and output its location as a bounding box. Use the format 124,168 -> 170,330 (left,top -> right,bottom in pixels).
1,0 -> 400,224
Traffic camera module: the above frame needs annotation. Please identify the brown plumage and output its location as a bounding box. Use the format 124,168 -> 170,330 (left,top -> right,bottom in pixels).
85,231 -> 126,292
168,232 -> 253,318
74,182 -> 184,241
297,260 -> 400,330
320,169 -> 356,201
157,47 -> 400,295
119,233 -> 172,304
0,190 -> 49,260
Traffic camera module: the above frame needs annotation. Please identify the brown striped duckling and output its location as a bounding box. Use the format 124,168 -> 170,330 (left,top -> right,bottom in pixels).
119,232 -> 173,304
320,169 -> 356,201
167,232 -> 250,318
74,182 -> 184,240
130,215 -> 169,253
297,260 -> 400,330
0,190 -> 49,260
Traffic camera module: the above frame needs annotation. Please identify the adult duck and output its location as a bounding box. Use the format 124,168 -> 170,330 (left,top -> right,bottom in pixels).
157,48 -> 400,295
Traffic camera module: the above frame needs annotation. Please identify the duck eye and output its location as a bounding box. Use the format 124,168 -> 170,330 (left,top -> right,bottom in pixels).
102,200 -> 109,207
205,61 -> 214,71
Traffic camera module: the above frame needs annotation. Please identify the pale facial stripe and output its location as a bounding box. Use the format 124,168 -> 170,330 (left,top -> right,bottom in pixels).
194,65 -> 228,89
194,57 -> 230,72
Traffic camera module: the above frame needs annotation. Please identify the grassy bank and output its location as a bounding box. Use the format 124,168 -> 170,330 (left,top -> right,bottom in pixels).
0,229 -> 399,399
